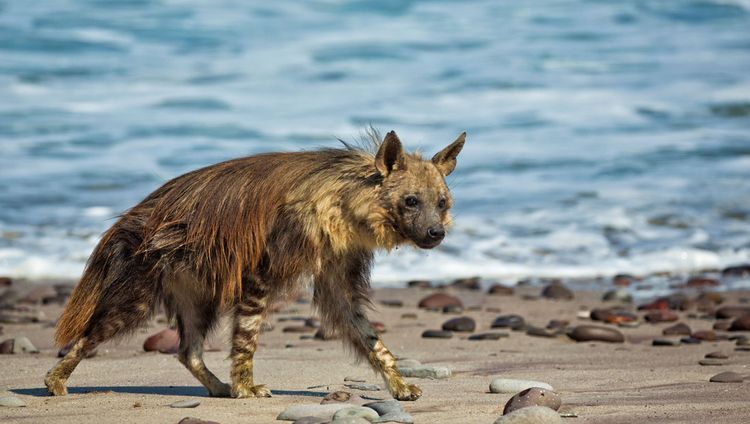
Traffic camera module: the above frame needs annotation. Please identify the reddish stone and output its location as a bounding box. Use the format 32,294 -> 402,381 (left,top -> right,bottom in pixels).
638,298 -> 670,311
143,328 -> 180,354
716,306 -> 750,319
370,321 -> 387,334
729,315 -> 750,331
686,277 -> 720,287
662,323 -> 691,336
644,310 -> 679,323
417,293 -> 463,310
488,284 -> 514,295
0,277 -> 11,287
692,330 -> 717,341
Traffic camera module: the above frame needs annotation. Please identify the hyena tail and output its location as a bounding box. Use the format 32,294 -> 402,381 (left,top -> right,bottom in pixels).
54,222 -> 160,347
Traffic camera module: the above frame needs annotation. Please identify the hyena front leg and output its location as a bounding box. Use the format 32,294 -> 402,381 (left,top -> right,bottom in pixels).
314,254 -> 421,401
230,284 -> 272,398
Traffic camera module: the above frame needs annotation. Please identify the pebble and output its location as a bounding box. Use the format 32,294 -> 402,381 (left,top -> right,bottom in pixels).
0,396 -> 26,407
396,358 -> 421,368
709,371 -> 743,383
170,399 -> 201,408
441,316 -> 476,332
715,306 -> 750,319
330,417 -> 372,424
344,377 -> 366,382
652,338 -> 681,346
729,315 -> 750,331
450,277 -> 481,290
417,293 -> 462,310
380,300 -> 403,308
407,280 -> 432,289
304,317 -> 321,328
681,337 -> 701,345
638,297 -> 670,311
735,336 -> 749,346
525,326 -> 559,338
421,330 -> 452,339
488,284 -> 514,295
277,404 -> 355,421
691,330 -> 717,341
283,326 -> 316,333
699,358 -> 726,366
442,305 -> 464,314
293,418 -> 328,424
0,336 -> 39,354
332,406 -> 379,422
713,321 -> 732,331
493,406 -> 562,424
567,325 -> 624,343
489,378 -> 553,394
503,387 -> 561,415
143,329 -> 180,354
546,320 -> 568,330
540,282 -> 574,300
363,400 -> 413,424
468,332 -> 509,341
178,418 -> 220,424
344,383 -> 380,391
705,351 -> 729,359
602,289 -> 632,303
491,314 -> 525,330
400,313 -> 417,319
644,310 -> 679,323
662,323 -> 692,336
321,391 -> 366,406
397,365 -> 451,379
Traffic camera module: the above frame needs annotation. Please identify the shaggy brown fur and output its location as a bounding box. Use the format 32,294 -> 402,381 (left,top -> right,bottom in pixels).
47,129 -> 465,401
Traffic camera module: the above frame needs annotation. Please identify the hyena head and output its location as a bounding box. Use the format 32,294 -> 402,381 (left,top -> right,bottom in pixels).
374,130 -> 465,249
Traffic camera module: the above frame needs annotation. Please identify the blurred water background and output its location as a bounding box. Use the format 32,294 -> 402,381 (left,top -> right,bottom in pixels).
1,0 -> 749,292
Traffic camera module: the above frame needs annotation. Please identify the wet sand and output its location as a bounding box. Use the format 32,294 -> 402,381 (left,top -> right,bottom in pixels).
1,284 -> 749,423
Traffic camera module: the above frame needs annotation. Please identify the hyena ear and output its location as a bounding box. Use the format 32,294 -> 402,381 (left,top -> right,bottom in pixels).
375,130 -> 406,176
432,131 -> 466,176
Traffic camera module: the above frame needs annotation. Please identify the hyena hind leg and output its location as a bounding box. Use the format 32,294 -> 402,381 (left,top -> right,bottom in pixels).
175,314 -> 231,397
229,287 -> 271,398
45,337 -> 98,396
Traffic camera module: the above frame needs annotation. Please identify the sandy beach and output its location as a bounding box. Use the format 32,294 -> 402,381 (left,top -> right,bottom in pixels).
1,279 -> 749,423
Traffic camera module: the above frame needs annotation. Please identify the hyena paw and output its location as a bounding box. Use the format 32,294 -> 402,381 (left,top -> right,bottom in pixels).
45,377 -> 68,396
208,382 -> 232,398
392,383 -> 422,401
231,383 -> 272,398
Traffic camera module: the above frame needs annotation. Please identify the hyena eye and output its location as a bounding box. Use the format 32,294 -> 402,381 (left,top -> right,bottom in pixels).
404,195 -> 419,207
438,198 -> 446,209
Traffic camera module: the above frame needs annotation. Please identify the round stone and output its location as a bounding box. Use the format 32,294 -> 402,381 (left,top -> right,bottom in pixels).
493,406 -> 562,424
143,329 -> 180,354
488,284 -> 514,295
398,365 -> 451,379
729,315 -> 750,331
652,338 -> 681,346
644,310 -> 679,323
699,358 -> 726,366
705,351 -> 729,359
332,406 -> 379,422
468,332 -> 509,341
417,293 -> 462,310
503,387 -> 561,415
421,330 -> 453,339
441,316 -> 476,332
0,396 -> 26,407
567,325 -> 624,343
715,306 -> 750,319
709,371 -> 743,383
170,399 -> 201,408
662,323 -> 691,336
691,330 -> 716,341
489,378 -> 553,394
525,326 -> 558,338
541,282 -> 574,300
491,314 -> 525,329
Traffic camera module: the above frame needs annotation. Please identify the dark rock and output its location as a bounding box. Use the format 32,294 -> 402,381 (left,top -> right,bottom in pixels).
652,338 -> 681,346
644,310 -> 679,323
491,314 -> 525,329
0,277 -> 11,287
699,358 -> 726,366
401,313 -> 418,319
442,304 -> 464,314
441,316 -> 475,332
680,337 -> 701,344
613,274 -> 636,286
705,351 -> 729,359
591,308 -> 637,325
0,336 -> 38,354
662,323 -> 691,336
709,371 -> 743,383
686,277 -> 720,288
422,330 -> 452,339
526,326 -> 559,338
691,330 -> 717,341
178,418 -> 220,424
283,325 -> 315,333
380,300 -> 403,307
714,321 -> 732,331
729,315 -> 750,331
488,284 -> 514,296
407,280 -> 432,289
468,332 -> 508,341
638,298 -> 670,311
722,264 -> 750,278
143,329 -> 180,354
567,325 -> 624,343
304,317 -> 320,328
503,387 -> 561,415
451,277 -> 481,290
0,339 -> 13,354
541,282 -> 574,300
715,306 -> 750,319
417,293 -> 462,310
546,320 -> 569,330
696,292 -> 724,305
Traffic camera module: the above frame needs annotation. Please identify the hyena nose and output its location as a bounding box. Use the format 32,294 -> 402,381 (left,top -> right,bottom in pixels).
427,226 -> 445,241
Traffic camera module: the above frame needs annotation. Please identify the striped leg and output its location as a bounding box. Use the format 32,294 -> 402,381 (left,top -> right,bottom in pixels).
230,287 -> 271,398
45,337 -> 97,396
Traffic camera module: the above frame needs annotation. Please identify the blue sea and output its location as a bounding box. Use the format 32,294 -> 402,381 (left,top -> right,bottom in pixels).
1,0 -> 749,292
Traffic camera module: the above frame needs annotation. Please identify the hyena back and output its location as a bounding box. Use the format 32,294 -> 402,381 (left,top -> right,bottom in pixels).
46,129 -> 465,400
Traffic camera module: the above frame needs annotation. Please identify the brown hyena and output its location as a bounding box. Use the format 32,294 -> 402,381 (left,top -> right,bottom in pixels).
46,129 -> 465,401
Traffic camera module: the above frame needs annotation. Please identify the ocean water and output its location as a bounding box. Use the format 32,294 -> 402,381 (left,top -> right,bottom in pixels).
1,0 -> 750,291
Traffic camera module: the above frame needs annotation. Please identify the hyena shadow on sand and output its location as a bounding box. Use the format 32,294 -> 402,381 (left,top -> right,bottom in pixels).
45,129 -> 466,401
14,386 -> 328,398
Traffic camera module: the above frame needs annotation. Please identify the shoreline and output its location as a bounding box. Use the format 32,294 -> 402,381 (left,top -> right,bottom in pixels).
1,279 -> 749,423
